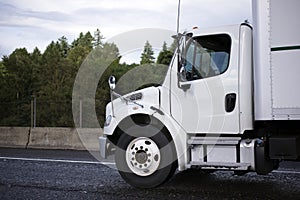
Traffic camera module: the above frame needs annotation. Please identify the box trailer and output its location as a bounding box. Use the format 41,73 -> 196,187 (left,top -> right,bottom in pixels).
99,0 -> 300,188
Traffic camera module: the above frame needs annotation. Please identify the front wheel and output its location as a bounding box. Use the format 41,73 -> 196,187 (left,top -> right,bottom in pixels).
115,125 -> 177,188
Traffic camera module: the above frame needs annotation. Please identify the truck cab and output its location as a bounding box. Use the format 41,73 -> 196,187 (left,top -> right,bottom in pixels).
99,0 -> 300,188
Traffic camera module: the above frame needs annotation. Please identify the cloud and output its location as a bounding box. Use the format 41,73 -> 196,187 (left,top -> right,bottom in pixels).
0,1 -> 78,56
0,0 -> 252,59
180,0 -> 251,29
72,7 -> 175,30
0,23 -> 68,58
0,2 -> 72,22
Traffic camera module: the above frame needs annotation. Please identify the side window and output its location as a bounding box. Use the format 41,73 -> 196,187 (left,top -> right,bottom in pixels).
183,34 -> 231,81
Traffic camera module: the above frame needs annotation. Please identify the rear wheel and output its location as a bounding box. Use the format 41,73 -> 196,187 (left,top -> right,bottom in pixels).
115,125 -> 177,188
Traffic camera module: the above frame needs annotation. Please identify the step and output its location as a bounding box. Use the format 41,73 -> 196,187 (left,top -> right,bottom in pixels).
188,137 -> 241,145
188,161 -> 251,170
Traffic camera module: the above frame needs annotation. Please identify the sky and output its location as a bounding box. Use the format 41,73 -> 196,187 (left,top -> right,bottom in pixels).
0,0 -> 252,62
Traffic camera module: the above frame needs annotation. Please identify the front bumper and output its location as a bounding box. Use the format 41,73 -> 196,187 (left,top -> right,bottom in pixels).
99,136 -> 109,158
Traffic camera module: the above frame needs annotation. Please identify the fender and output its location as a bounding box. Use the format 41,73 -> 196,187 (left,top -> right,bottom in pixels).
103,87 -> 187,171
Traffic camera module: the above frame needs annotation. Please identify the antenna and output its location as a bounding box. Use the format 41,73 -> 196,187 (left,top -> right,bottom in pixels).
176,0 -> 181,34
176,0 -> 182,73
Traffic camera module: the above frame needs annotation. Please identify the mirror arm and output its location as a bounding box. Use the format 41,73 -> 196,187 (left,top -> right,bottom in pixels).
110,89 -> 115,117
108,75 -> 144,118
108,75 -> 116,117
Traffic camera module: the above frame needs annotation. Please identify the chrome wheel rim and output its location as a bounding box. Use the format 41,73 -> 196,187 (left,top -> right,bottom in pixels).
125,137 -> 161,176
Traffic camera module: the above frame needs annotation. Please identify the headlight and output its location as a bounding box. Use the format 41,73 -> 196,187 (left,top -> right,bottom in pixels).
104,115 -> 112,127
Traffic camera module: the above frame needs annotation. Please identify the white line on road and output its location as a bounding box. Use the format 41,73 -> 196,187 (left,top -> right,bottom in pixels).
1,157 -> 300,174
0,156 -> 115,166
272,170 -> 300,175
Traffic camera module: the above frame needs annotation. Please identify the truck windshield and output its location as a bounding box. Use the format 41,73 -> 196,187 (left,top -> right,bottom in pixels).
183,34 -> 231,81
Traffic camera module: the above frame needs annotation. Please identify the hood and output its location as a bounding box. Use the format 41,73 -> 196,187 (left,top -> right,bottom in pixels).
105,86 -> 161,117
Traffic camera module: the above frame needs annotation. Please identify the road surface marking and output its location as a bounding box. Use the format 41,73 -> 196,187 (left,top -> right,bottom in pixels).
273,170 -> 300,175
1,157 -> 299,174
0,156 -> 115,166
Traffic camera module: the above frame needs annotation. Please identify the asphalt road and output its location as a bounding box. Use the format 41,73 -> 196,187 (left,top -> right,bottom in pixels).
0,148 -> 299,200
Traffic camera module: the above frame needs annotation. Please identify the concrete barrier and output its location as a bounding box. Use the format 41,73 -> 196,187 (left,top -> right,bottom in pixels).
0,127 -> 30,148
76,128 -> 103,151
0,127 -> 102,151
28,127 -> 102,151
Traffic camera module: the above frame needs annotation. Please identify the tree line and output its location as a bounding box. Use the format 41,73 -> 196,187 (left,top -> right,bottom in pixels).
0,29 -> 175,127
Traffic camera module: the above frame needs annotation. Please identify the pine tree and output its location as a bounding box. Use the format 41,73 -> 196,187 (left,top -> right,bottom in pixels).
30,47 -> 42,95
58,36 -> 69,57
162,41 -> 168,52
157,41 -> 173,65
2,48 -> 33,100
71,32 -> 93,50
140,41 -> 155,65
1,48 -> 34,125
93,28 -> 104,47
169,38 -> 178,53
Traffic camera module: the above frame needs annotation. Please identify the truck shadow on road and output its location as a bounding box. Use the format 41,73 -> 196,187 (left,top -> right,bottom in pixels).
113,167 -> 298,199
156,168 -> 299,199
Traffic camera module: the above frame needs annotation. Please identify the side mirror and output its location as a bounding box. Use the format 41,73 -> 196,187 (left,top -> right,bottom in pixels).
178,66 -> 191,91
108,76 -> 116,90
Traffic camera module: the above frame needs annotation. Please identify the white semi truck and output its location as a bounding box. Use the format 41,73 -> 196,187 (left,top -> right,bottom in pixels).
99,0 -> 300,188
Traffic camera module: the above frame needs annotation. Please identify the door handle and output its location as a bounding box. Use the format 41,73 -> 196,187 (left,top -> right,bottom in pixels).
225,93 -> 236,112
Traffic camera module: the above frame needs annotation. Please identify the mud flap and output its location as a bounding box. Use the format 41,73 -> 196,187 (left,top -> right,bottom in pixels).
255,139 -> 278,175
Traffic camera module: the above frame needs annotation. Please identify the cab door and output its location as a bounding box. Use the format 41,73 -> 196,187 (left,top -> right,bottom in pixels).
170,27 -> 240,134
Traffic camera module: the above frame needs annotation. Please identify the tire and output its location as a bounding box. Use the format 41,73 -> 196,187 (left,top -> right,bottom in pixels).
115,125 -> 177,188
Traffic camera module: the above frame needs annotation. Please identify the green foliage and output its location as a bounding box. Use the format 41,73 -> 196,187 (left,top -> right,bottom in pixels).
115,63 -> 168,95
72,32 -> 94,49
58,36 -> 70,58
2,48 -> 33,100
93,29 -> 104,47
0,28 -> 175,127
169,38 -> 178,53
157,41 -> 173,66
0,48 -> 34,125
140,41 -> 155,64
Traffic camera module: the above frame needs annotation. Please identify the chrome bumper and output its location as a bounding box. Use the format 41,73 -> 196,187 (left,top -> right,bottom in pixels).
99,136 -> 108,158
